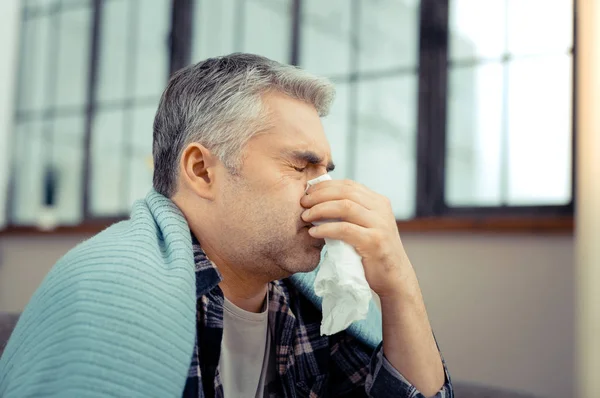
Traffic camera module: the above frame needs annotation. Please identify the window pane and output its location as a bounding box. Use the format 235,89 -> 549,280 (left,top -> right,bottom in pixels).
130,105 -> 155,157
133,0 -> 170,99
61,0 -> 91,7
96,0 -> 128,103
192,0 -> 291,64
300,0 -> 352,77
17,13 -> 52,112
354,75 -> 418,219
506,55 -> 572,205
11,120 -> 46,225
243,0 -> 292,63
358,0 -> 420,72
90,109 -> 126,215
445,55 -> 573,207
192,0 -> 237,60
27,0 -> 60,13
55,4 -> 92,109
127,155 -> 153,207
446,63 -> 504,206
90,0 -> 168,217
449,0 -> 506,62
507,0 -> 573,56
322,82 -> 350,180
128,105 -> 155,204
11,117 -> 86,227
51,115 -> 85,224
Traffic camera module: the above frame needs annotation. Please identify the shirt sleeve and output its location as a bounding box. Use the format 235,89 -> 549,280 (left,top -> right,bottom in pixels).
364,343 -> 453,398
329,333 -> 453,397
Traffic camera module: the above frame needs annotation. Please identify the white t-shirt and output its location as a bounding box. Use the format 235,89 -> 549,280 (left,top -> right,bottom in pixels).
219,293 -> 275,397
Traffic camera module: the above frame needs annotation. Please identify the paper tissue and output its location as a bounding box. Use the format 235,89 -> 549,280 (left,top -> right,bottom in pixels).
306,174 -> 373,335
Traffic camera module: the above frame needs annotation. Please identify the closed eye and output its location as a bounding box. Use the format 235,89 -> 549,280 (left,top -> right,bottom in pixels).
293,166 -> 307,172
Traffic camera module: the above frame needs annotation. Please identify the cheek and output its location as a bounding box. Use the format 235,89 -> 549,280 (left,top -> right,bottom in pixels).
234,175 -> 307,222
263,176 -> 307,204
268,186 -> 308,226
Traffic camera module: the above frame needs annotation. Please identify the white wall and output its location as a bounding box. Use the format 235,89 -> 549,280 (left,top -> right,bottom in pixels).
406,233 -> 574,398
0,232 -> 575,398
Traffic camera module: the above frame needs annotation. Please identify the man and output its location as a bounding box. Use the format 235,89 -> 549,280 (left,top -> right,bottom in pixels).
0,53 -> 452,397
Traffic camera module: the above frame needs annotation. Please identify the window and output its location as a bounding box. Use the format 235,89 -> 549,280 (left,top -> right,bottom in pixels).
8,0 -> 171,228
90,0 -> 170,216
445,0 -> 574,211
4,0 -> 576,232
193,0 -> 293,64
300,0 -> 420,219
11,0 -> 92,227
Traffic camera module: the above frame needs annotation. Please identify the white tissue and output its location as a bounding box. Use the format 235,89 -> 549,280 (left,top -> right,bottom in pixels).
306,174 -> 372,335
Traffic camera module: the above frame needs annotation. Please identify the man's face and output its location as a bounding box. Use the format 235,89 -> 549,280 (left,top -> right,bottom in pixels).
213,92 -> 334,280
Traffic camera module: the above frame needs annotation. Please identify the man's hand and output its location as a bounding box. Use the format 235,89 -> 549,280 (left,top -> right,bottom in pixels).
301,179 -> 447,397
300,179 -> 411,298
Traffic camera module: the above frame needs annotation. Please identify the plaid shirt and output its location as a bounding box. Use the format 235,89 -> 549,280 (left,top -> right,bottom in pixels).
183,236 -> 453,397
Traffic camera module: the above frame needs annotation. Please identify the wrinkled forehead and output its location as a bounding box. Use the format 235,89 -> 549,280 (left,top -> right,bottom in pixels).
260,92 -> 333,160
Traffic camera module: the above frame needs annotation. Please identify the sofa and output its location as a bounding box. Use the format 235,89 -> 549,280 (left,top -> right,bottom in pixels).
0,312 -> 19,358
0,312 -> 539,397
453,383 -> 540,398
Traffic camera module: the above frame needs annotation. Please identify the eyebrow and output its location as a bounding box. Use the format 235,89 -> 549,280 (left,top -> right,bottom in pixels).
287,150 -> 335,172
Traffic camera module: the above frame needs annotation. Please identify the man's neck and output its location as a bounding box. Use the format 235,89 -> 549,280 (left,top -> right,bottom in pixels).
220,279 -> 268,313
194,232 -> 269,313
217,256 -> 269,312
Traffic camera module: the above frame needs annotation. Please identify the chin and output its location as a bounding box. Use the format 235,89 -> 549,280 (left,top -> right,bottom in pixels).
284,248 -> 322,275
273,231 -> 324,276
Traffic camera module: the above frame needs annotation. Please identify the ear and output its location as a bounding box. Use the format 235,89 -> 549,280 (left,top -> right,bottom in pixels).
179,142 -> 218,200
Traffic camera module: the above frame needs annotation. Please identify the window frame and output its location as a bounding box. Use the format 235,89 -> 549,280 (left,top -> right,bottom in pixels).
416,0 -> 576,220
1,0 -> 576,235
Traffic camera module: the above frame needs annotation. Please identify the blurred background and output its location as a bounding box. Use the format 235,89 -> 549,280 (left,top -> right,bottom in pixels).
1,0 -> 597,397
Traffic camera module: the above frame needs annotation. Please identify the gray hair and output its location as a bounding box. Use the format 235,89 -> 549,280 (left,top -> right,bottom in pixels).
152,53 -> 336,198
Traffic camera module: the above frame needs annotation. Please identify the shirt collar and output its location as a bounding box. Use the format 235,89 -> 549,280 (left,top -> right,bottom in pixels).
192,234 -> 223,298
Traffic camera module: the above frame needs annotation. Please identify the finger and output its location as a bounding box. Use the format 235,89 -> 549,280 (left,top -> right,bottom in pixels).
308,221 -> 371,248
306,179 -> 375,198
302,182 -> 377,210
302,199 -> 379,228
